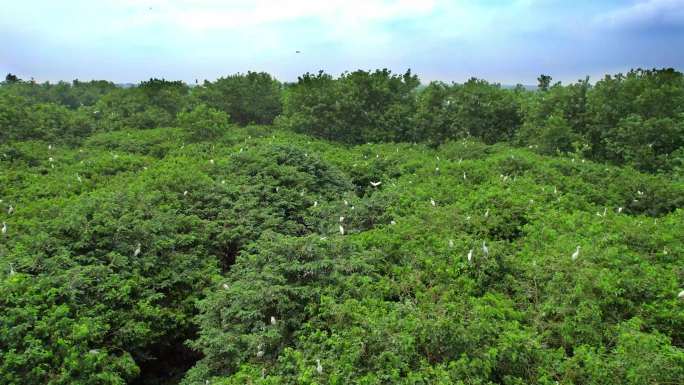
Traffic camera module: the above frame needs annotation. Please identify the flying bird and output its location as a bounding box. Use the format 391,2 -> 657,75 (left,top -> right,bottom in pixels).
571,246 -> 580,261
370,181 -> 382,187
295,50 -> 301,54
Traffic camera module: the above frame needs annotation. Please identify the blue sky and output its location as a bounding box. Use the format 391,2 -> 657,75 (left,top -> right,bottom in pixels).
1,0 -> 683,84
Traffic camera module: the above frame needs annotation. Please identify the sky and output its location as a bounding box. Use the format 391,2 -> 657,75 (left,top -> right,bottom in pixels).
1,0 -> 683,85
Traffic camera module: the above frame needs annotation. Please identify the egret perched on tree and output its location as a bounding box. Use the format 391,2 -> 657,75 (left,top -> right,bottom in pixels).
8,263 -> 15,275
183,190 -> 188,196
209,159 -> 215,165
467,249 -> 473,262
679,290 -> 684,300
313,201 -> 318,207
316,359 -> 323,375
617,207 -> 623,213
571,246 -> 580,261
7,205 -> 14,215
391,220 -> 396,225
370,181 -> 382,187
484,209 -> 489,218
482,242 -> 489,257
2,222 -> 6,235
448,239 -> 454,248
339,216 -> 345,223
270,316 -> 277,325
339,225 -> 345,235
344,200 -> 348,206
430,198 -> 436,207
134,243 -> 141,257
257,343 -> 265,358
463,172 -> 467,180
76,174 -> 82,183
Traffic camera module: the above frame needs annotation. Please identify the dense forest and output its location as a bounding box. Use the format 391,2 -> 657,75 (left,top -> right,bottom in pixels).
1,69 -> 683,385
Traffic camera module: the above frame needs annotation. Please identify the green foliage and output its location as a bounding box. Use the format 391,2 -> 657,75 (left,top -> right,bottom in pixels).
415,79 -> 522,145
280,69 -> 420,143
1,68 -> 683,385
177,104 -> 230,141
194,72 -> 282,125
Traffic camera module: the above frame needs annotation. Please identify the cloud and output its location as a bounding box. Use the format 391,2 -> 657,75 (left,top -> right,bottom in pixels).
596,0 -> 684,31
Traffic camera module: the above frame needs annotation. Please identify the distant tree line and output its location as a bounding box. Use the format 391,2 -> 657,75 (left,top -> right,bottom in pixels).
2,68 -> 683,173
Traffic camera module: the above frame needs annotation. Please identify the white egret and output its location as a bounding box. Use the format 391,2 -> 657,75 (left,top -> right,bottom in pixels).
482,242 -> 489,257
2,222 -> 7,235
678,290 -> 684,300
435,167 -> 440,172
8,205 -> 14,215
256,349 -> 264,358
316,359 -> 323,375
9,263 -> 15,275
484,209 -> 489,218
183,190 -> 188,196
430,198 -> 436,207
617,207 -> 623,213
209,159 -> 215,165
390,220 -> 397,225
134,243 -> 141,257
463,172 -> 467,180
554,186 -> 557,194
49,157 -> 54,163
571,246 -> 580,261
76,174 -> 82,183
448,239 -> 454,248
339,216 -> 344,223
344,200 -> 348,206
339,225 -> 345,235
313,201 -> 318,207
370,181 -> 382,187
270,316 -> 277,325
467,249 -> 473,262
